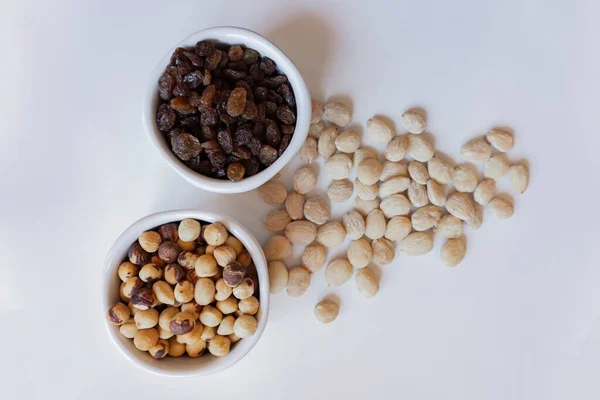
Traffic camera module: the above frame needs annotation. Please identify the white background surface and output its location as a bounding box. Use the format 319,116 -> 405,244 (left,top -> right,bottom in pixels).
1,0 -> 600,399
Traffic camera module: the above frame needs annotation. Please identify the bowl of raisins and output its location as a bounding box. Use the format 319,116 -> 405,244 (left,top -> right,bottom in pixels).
144,26 -> 311,193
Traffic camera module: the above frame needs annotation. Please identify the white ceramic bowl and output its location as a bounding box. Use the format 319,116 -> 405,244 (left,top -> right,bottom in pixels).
143,26 -> 311,193
103,210 -> 270,377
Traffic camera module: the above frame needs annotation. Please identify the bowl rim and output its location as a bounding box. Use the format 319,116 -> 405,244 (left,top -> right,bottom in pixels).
142,26 -> 311,194
103,209 -> 270,377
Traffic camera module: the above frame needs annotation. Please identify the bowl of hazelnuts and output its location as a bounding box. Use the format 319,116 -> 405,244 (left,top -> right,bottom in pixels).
104,210 -> 269,376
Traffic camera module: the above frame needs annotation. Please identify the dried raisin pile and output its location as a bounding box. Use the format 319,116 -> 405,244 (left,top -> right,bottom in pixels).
155,41 -> 297,181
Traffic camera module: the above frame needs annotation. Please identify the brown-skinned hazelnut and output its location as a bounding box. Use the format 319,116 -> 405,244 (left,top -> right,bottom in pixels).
174,280 -> 194,303
118,262 -> 138,282
177,251 -> 198,271
128,242 -> 150,265
134,308 -> 159,329
214,246 -> 237,267
233,314 -> 257,338
107,302 -> 130,325
164,264 -> 186,285
152,281 -> 175,305
151,254 -> 166,268
233,278 -> 255,300
194,278 -> 216,305
149,338 -> 169,359
176,322 -> 204,345
214,278 -> 233,301
130,287 -> 155,310
158,241 -> 181,263
201,325 -> 217,342
236,251 -> 252,267
181,301 -> 202,319
223,262 -> 247,287
199,305 -> 223,327
122,277 -> 143,298
169,312 -> 196,335
186,339 -> 207,358
158,222 -> 179,242
139,231 -> 162,253
139,263 -> 162,283
217,315 -> 236,335
177,239 -> 196,252
238,296 -> 259,315
119,322 -> 138,338
158,326 -> 174,339
208,335 -> 231,357
168,336 -> 186,357
195,254 -> 218,277
158,307 -> 179,331
204,223 -> 228,246
133,328 -> 159,351
225,236 -> 244,255
216,296 -> 238,315
178,219 -> 201,242
187,269 -> 200,284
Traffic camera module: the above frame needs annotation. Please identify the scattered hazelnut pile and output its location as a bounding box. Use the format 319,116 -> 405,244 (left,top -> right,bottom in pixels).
107,219 -> 260,359
259,99 -> 529,323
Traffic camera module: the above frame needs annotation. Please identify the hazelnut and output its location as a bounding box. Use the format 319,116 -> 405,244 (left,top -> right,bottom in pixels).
177,239 -> 197,252
119,321 -> 138,338
211,268 -> 223,282
197,225 -> 208,245
139,263 -> 162,283
169,312 -> 196,335
134,308 -> 159,329
195,254 -> 218,277
178,219 -> 201,242
214,278 -> 233,301
199,305 -> 223,327
107,302 -> 130,325
187,269 -> 200,284
158,222 -> 179,242
214,246 -> 237,267
123,277 -> 143,298
128,242 -> 150,265
216,295 -> 238,314
164,263 -> 186,285
233,314 -> 258,338
174,280 -> 194,303
176,322 -> 204,345
205,245 -> 215,255
138,231 -> 162,253
201,325 -> 217,342
152,281 -> 175,305
118,262 -> 138,282
225,236 -> 244,255
194,278 -> 216,305
180,301 -> 202,319
177,251 -> 198,271
204,223 -> 228,246
133,328 -> 159,351
217,315 -> 236,335
236,251 -> 252,267
228,333 -> 241,343
233,278 -> 254,300
238,296 -> 259,315
127,302 -> 138,316
149,338 -> 169,359
208,335 -> 231,357
223,262 -> 247,287
186,339 -> 207,358
158,241 -> 181,263
130,287 -> 155,310
158,326 -> 174,339
158,307 -> 179,331
195,246 -> 206,256
119,282 -> 130,302
151,254 -> 166,268
314,300 -> 339,323
168,336 -> 186,357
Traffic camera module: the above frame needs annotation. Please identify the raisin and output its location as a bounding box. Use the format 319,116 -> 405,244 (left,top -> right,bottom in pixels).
258,144 -> 278,165
250,63 -> 265,80
262,75 -> 287,88
201,126 -> 217,141
264,101 -> 277,116
217,130 -> 234,154
228,45 -> 244,61
253,122 -> 266,140
158,71 -> 175,100
202,141 -> 226,168
227,163 -> 246,182
184,51 -> 204,68
242,48 -> 259,64
200,84 -> 216,106
265,119 -> 281,148
167,66 -> 183,83
245,157 -> 260,176
248,137 -> 262,156
243,76 -> 254,87
218,50 -> 229,68
281,124 -> 295,135
228,60 -> 248,72
235,81 -> 254,102
156,104 -> 176,131
242,101 -> 257,120
276,104 -> 296,125
204,51 -> 222,70
232,146 -> 252,160
170,47 -> 188,65
220,113 -> 237,126
254,86 -> 269,101
170,96 -> 196,114
195,160 -> 214,175
279,83 -> 295,107
183,71 -> 204,89
185,155 -> 202,172
177,61 -> 194,76
166,128 -> 183,140
199,106 -> 218,126
278,134 -> 292,156
214,168 -> 227,178
256,103 -> 266,122
172,83 -> 190,97
268,89 -> 284,105
181,115 -> 200,129
202,69 -> 212,86
233,127 -> 253,147
172,133 -> 202,161
260,57 -> 277,75
195,40 -> 215,56
222,69 -> 247,80
227,87 -> 247,117
187,91 -> 202,107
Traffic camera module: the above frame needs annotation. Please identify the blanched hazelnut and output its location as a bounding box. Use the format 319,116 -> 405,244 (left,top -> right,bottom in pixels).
195,254 -> 218,277
214,246 -> 237,267
151,254 -> 166,268
158,307 -> 179,331
314,300 -> 339,323
216,295 -> 238,314
107,302 -> 130,325
158,241 -> 181,263
215,278 -> 233,301
178,219 -> 201,242
149,339 -> 169,359
186,339 -> 207,358
187,269 -> 200,284
204,223 -> 228,246
236,251 -> 252,267
152,281 -> 175,305
228,333 -> 241,343
223,262 -> 247,287
176,322 -> 204,345
233,278 -> 255,300
139,231 -> 162,253
119,282 -> 130,302
177,251 -> 198,271
177,239 -> 197,252
217,315 -> 236,335
199,305 -> 223,327
194,278 -> 216,305
158,326 -> 174,339
174,280 -> 194,303
169,312 -> 196,335
201,325 -> 217,342
128,242 -> 150,265
118,262 -> 138,282
168,336 -> 186,357
225,236 -> 244,255
205,245 -> 215,255
181,301 -> 202,319
133,328 -> 159,351
158,222 -> 179,242
233,314 -> 258,338
238,296 -> 259,315
119,321 -> 138,338
139,263 -> 162,283
130,287 -> 155,310
164,263 -> 186,285
208,335 -> 231,357
134,308 -> 159,329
